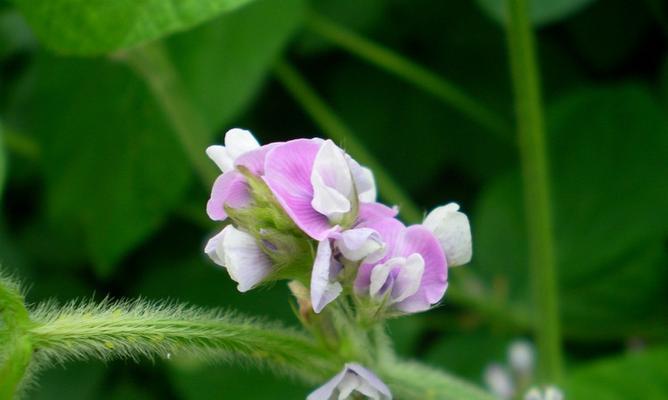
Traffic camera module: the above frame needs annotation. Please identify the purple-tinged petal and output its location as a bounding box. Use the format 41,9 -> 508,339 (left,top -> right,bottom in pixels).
346,156 -> 377,203
395,224 -> 448,306
206,170 -> 251,221
355,217 -> 406,293
357,202 -> 399,225
311,239 -> 343,313
307,363 -> 392,400
263,139 -> 334,240
335,228 -> 386,263
235,142 -> 280,175
204,226 -> 232,266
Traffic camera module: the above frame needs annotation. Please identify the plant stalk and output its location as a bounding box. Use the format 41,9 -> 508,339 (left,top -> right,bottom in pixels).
306,12 -> 513,142
505,0 -> 563,383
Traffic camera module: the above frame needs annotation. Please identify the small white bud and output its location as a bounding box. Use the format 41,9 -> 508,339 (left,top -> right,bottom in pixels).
484,364 -> 514,399
423,203 -> 472,267
508,340 -> 535,375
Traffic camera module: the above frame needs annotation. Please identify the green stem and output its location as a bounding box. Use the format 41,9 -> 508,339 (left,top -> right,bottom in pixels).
306,12 -> 513,142
273,59 -> 422,224
0,273 -> 33,400
382,360 -> 496,400
27,298 -> 337,384
505,0 -> 563,382
122,43 -> 218,187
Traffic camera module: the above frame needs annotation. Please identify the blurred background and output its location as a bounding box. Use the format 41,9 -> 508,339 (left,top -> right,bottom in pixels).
1,0 -> 667,398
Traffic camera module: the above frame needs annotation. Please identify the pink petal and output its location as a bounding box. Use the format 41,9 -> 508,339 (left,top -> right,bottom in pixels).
357,202 -> 399,225
263,139 -> 334,240
206,170 -> 251,221
235,142 -> 280,175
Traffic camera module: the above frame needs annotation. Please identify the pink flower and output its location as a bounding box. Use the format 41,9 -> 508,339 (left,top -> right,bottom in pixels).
355,217 -> 448,313
206,129 -> 279,221
263,138 -> 378,241
308,363 -> 392,400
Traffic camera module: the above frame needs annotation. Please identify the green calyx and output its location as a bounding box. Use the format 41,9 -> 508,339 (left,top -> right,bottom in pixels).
226,166 -> 316,285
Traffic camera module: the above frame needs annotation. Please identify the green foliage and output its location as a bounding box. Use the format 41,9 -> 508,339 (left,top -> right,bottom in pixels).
566,347 -> 668,399
476,0 -> 597,26
474,84 -> 668,338
12,0 -> 255,55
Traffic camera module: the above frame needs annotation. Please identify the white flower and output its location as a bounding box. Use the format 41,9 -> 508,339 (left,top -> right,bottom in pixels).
508,340 -> 535,375
307,363 -> 392,400
206,128 -> 260,173
524,386 -> 564,400
484,363 -> 514,399
423,202 -> 472,267
204,225 -> 272,292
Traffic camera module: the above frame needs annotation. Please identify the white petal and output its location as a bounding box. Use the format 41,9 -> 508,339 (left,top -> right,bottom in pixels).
222,226 -> 272,292
346,155 -> 377,203
524,388 -> 543,400
423,202 -> 472,267
545,387 -> 564,400
311,140 -> 355,221
508,340 -> 535,374
311,171 -> 352,222
369,257 -> 403,299
337,374 -> 361,400
484,364 -> 514,399
391,253 -> 425,303
224,128 -> 260,159
337,228 -> 386,263
206,145 -> 234,173
204,226 -> 233,266
310,239 -> 343,313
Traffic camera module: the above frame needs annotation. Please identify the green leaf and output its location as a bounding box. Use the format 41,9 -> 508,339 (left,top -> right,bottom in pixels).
567,347 -> 668,399
475,0 -> 596,26
474,84 -> 668,339
168,0 -> 304,131
16,54 -> 191,275
13,0 -> 255,55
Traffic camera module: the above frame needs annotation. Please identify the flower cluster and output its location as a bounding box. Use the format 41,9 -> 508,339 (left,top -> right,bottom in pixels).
204,129 -> 472,399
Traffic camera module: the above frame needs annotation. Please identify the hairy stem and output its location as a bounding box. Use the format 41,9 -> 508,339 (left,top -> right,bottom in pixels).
122,42 -> 218,186
505,0 -> 563,382
273,59 -> 423,224
382,360 -> 496,400
26,298 -> 337,384
306,12 -> 513,142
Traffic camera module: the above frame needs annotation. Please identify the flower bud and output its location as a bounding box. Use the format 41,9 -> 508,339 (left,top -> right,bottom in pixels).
423,202 -> 472,267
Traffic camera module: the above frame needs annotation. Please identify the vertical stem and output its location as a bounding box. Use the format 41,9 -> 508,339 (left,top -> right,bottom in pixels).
273,59 -> 423,224
505,0 -> 563,383
122,43 -> 218,186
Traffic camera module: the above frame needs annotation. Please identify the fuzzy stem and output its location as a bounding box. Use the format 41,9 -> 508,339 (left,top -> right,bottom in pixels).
505,0 -> 563,382
382,360 -> 496,400
305,12 -> 513,142
121,42 -> 218,186
0,274 -> 33,400
26,299 -> 337,384
273,59 -> 423,224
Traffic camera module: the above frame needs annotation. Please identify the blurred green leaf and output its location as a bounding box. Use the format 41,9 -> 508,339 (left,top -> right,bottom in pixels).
566,347 -> 668,399
29,362 -> 106,400
475,0 -> 596,26
170,364 -> 307,400
13,0 -> 255,55
16,55 -> 191,275
168,0 -> 304,132
474,84 -> 668,339
425,331 -> 510,383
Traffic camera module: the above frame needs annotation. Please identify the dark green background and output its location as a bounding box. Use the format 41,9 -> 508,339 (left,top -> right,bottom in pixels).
1,0 -> 667,398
